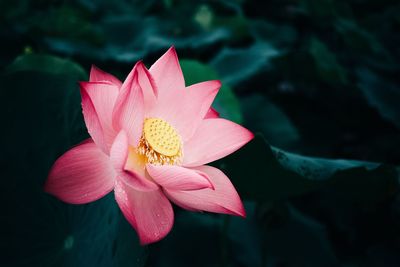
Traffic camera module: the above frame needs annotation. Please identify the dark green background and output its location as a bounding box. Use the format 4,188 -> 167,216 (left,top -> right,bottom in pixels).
1,0 -> 400,266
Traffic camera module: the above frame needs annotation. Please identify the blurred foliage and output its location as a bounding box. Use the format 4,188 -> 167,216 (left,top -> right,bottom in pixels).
1,0 -> 400,266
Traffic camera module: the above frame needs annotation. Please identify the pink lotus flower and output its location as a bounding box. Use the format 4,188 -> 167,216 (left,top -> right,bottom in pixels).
45,47 -> 254,244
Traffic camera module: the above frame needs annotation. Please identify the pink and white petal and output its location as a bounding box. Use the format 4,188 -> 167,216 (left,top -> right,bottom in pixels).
45,139 -> 116,204
80,87 -> 107,153
164,165 -> 245,217
110,131 -> 158,192
146,47 -> 186,127
146,164 -> 214,191
149,46 -> 185,95
114,179 -> 174,245
89,65 -> 122,87
150,80 -> 220,141
136,62 -> 158,114
80,81 -> 119,152
174,80 -> 220,140
186,80 -> 221,120
112,62 -> 144,146
204,107 -> 219,119
182,118 -> 254,167
147,80 -> 220,141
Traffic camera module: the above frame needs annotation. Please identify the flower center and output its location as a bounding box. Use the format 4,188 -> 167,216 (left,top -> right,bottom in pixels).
137,118 -> 182,165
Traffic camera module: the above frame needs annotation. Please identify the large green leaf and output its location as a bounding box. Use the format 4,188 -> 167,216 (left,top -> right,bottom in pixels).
6,53 -> 87,79
217,135 -> 398,203
211,42 -> 280,85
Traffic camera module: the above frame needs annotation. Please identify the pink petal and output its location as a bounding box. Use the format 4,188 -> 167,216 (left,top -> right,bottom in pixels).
112,62 -> 145,146
146,164 -> 214,191
171,80 -> 220,141
136,62 -> 158,114
164,165 -> 245,217
110,131 -> 158,192
89,65 -> 122,88
114,179 -> 174,245
182,118 -> 254,167
146,47 -> 186,130
149,46 -> 185,95
204,107 -> 219,119
80,81 -> 119,153
45,139 -> 115,204
147,47 -> 220,141
148,78 -> 220,141
80,86 -> 107,153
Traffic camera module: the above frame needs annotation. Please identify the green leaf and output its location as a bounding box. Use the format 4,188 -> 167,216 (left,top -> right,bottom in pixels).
217,135 -> 398,203
241,94 -> 300,149
180,59 -> 243,123
250,20 -> 298,46
148,203 -> 263,267
335,19 -> 388,57
261,204 -> 339,266
309,37 -> 347,84
146,211 -> 225,267
357,67 -> 400,130
6,53 -> 87,79
211,42 -> 280,85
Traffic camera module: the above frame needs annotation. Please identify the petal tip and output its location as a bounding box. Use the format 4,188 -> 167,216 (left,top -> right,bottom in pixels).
138,219 -> 174,245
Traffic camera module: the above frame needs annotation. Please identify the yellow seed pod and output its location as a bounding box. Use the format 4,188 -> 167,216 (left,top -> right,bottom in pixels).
143,118 -> 181,157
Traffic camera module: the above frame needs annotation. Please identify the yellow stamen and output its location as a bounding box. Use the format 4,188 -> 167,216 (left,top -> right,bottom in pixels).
137,118 -> 182,165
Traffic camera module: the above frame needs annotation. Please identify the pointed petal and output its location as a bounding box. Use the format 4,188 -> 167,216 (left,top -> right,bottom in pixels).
148,47 -> 220,140
146,47 -> 186,131
80,86 -> 107,153
164,165 -> 245,217
80,81 -> 119,153
136,62 -> 158,114
204,107 -> 219,119
148,78 -> 220,141
177,80 -> 220,140
45,139 -> 115,204
146,164 -> 214,191
182,118 -> 254,167
149,46 -> 185,95
89,65 -> 122,87
110,131 -> 158,192
112,62 -> 144,146
114,180 -> 174,245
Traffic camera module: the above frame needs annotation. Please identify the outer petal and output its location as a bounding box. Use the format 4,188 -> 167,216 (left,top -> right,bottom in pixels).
204,107 -> 219,119
80,87 -> 107,153
114,179 -> 174,245
45,139 -> 116,204
182,118 -> 254,167
164,165 -> 245,217
80,81 -> 119,153
110,131 -> 158,192
89,65 -> 122,87
146,164 -> 214,191
112,62 -> 145,146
